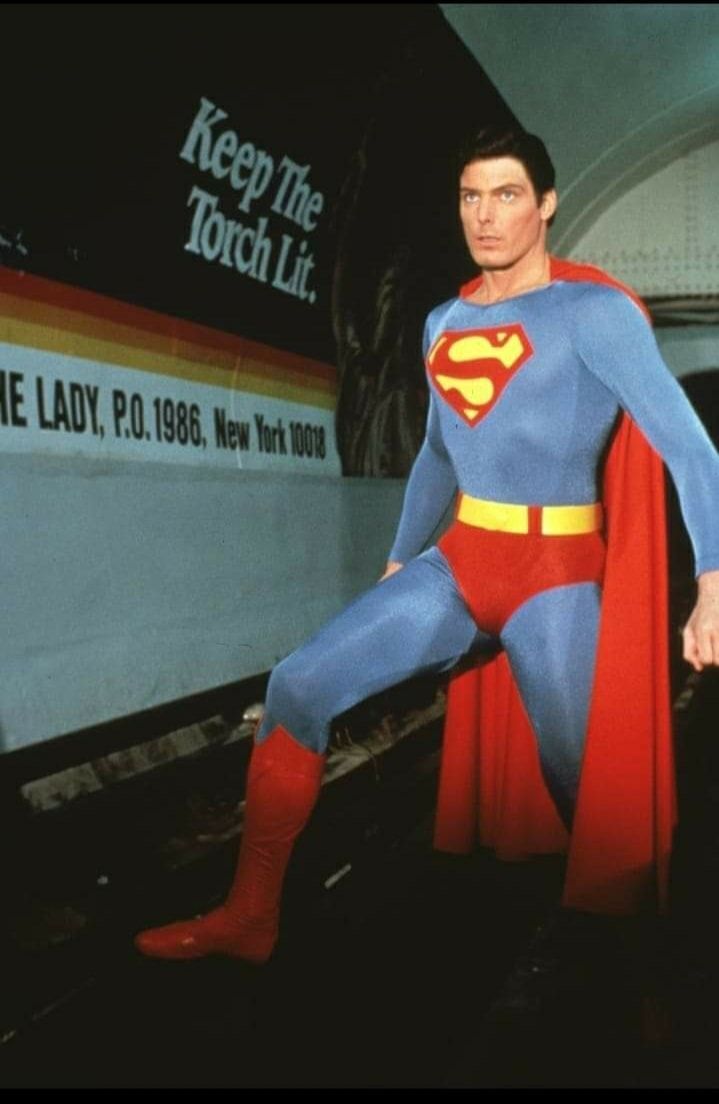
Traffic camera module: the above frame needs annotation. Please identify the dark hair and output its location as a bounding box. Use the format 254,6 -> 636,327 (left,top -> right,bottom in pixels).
457,127 -> 556,203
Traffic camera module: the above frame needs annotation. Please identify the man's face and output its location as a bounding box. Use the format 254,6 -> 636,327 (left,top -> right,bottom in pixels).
459,156 -> 557,270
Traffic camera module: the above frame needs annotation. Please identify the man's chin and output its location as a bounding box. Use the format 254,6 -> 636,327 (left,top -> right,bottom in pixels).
475,255 -> 513,272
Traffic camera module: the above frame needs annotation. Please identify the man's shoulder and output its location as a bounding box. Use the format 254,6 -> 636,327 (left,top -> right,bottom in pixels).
425,295 -> 461,334
550,257 -> 649,320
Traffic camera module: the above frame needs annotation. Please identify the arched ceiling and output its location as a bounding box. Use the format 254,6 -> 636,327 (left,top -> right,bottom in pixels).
441,4 -> 719,253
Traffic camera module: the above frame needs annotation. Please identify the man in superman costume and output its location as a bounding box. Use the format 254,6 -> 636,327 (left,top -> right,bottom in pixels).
136,128 -> 719,964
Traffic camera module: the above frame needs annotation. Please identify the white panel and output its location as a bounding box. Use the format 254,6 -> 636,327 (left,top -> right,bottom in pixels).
0,456 -> 408,752
0,340 -> 338,473
569,142 -> 719,296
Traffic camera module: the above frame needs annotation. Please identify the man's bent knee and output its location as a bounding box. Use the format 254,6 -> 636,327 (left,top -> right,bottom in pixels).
258,653 -> 328,753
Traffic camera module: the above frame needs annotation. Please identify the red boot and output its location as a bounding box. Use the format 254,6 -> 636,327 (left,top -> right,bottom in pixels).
134,726 -> 324,964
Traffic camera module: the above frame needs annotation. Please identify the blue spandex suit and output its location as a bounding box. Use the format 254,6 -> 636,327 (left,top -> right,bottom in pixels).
257,273 -> 719,826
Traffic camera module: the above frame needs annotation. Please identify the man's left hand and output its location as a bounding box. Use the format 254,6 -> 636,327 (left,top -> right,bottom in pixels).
683,569 -> 719,670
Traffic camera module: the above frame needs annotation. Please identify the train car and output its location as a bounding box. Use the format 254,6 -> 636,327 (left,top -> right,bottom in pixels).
0,4 -> 507,771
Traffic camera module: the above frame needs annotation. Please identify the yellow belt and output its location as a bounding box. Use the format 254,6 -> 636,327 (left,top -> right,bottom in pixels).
456,493 -> 603,536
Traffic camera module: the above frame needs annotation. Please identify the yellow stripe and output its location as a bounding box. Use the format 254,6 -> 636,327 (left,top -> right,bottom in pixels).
0,315 -> 335,410
0,291 -> 335,394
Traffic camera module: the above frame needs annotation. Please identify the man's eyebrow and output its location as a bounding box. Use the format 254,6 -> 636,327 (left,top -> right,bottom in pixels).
459,182 -> 525,193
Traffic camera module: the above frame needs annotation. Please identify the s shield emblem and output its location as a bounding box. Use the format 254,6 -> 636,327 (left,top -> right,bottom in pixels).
427,324 -> 533,426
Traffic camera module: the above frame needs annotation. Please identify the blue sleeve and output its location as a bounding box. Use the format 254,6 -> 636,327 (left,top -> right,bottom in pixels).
388,317 -> 458,562
573,288 -> 719,577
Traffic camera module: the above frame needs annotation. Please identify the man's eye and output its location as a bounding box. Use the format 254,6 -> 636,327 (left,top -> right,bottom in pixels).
462,193 -> 478,204
500,190 -> 516,202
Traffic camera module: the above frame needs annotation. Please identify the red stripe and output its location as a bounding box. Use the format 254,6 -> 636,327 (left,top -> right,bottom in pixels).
0,265 -> 336,382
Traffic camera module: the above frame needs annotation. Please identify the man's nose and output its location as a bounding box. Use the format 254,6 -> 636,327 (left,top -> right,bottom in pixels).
475,197 -> 493,223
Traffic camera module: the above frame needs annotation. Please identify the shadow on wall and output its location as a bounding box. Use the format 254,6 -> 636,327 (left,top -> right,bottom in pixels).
329,34 -> 515,477
667,369 -> 719,689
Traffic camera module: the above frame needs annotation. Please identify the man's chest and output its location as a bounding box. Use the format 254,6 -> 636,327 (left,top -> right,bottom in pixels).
425,316 -> 585,431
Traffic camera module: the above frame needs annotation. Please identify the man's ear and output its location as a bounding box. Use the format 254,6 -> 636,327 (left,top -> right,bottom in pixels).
540,188 -> 558,223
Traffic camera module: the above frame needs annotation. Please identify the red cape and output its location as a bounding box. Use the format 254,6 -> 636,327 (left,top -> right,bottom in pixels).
433,259 -> 676,915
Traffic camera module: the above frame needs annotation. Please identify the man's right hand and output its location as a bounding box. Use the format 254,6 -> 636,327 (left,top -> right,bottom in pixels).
380,561 -> 403,582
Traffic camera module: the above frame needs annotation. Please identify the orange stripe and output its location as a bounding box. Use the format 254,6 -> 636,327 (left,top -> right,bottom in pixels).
0,266 -> 337,385
0,291 -> 335,397
0,314 -> 334,409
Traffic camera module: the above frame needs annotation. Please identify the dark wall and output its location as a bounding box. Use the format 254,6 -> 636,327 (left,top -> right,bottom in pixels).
329,16 -> 516,475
